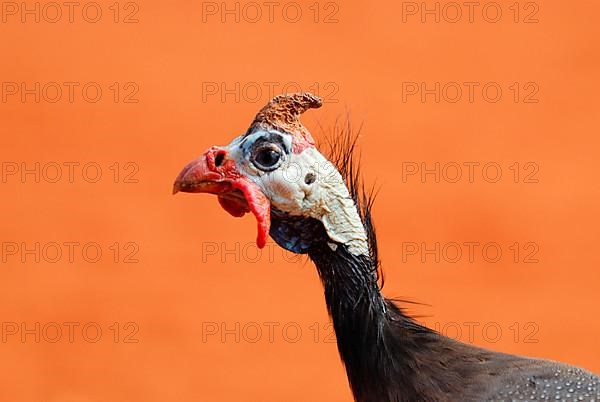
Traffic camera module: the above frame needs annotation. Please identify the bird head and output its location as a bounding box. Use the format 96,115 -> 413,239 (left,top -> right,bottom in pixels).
173,93 -> 369,256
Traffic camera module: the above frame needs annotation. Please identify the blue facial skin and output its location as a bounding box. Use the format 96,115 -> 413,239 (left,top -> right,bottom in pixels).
269,209 -> 330,254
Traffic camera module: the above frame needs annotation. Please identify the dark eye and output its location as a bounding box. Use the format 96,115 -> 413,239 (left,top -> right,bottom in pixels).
252,146 -> 282,171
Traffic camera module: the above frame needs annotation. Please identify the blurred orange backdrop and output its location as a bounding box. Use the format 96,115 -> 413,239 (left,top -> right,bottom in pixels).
1,1 -> 599,401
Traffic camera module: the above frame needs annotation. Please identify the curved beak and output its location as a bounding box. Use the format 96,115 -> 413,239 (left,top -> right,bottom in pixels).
172,153 -> 229,195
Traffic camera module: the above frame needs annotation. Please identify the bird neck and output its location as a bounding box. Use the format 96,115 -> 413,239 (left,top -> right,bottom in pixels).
270,205 -> 457,401
308,243 -> 396,401
309,245 -> 385,318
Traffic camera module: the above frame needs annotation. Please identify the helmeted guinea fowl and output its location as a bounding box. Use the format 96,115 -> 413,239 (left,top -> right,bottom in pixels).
173,93 -> 600,402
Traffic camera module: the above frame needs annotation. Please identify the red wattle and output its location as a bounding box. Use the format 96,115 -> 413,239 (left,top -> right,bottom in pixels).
231,178 -> 271,249
218,196 -> 248,218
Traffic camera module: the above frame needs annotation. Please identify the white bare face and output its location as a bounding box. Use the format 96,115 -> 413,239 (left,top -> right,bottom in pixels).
224,129 -> 370,256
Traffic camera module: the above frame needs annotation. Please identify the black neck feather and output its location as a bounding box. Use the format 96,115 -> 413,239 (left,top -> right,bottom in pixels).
270,213 -> 460,402
309,242 -> 392,400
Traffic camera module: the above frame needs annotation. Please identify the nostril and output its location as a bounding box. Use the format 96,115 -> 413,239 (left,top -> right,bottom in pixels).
214,151 -> 226,167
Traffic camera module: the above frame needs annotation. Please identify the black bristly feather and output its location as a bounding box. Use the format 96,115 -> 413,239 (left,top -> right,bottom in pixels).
310,120 -> 459,401
317,119 -> 383,288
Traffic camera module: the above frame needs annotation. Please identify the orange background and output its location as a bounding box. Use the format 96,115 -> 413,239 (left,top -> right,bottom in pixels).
1,1 -> 599,401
